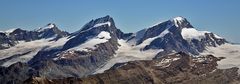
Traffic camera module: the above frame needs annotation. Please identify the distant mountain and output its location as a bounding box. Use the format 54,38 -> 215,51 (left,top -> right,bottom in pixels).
0,15 -> 238,84
0,23 -> 69,49
36,23 -> 69,40
128,16 -> 227,57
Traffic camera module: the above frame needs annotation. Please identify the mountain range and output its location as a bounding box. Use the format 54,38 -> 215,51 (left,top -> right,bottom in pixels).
0,15 -> 240,84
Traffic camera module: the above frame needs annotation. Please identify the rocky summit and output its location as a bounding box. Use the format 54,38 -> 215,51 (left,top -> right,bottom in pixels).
0,15 -> 239,84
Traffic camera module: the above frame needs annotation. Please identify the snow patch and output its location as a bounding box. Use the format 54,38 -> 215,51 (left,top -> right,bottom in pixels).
181,28 -> 210,41
172,16 -> 185,27
155,57 -> 180,67
137,28 -> 169,48
173,16 -> 185,21
5,28 -> 17,33
36,23 -> 55,32
70,31 -> 111,51
214,34 -> 223,39
93,22 -> 111,28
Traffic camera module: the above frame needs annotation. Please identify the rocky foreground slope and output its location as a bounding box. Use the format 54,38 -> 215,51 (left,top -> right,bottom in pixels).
24,52 -> 240,84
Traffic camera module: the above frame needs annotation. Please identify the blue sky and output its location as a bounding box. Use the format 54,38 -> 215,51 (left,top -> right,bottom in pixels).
0,0 -> 239,42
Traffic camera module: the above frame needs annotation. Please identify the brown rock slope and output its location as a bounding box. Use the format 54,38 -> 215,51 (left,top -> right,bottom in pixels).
24,52 -> 240,84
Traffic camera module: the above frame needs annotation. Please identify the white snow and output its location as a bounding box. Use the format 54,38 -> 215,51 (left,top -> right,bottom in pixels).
181,28 -> 210,41
93,22 -> 111,28
214,34 -> 223,39
5,28 -> 17,33
155,57 -> 180,67
137,28 -> 169,48
173,57 -> 180,61
94,39 -> 163,74
70,31 -> 111,51
45,24 -> 55,29
36,23 -> 55,32
76,22 -> 112,34
159,28 -> 170,37
0,36 -> 70,67
0,30 -> 4,33
172,16 -> 185,27
201,43 -> 240,73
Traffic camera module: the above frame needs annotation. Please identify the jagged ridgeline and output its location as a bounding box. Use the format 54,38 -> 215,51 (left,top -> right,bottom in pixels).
0,15 -> 239,84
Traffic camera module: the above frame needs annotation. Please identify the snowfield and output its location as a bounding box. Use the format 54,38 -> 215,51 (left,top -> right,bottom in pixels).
70,31 -> 111,51
0,37 -> 70,67
181,28 -> 210,41
201,43 -> 240,72
94,39 -> 163,74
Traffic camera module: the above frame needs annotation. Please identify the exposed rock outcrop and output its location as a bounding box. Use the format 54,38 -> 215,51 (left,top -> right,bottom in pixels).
24,52 -> 240,84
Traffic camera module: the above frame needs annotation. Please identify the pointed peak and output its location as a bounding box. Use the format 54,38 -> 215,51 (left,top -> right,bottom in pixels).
77,15 -> 116,33
94,15 -> 113,23
5,28 -> 18,33
36,23 -> 58,32
5,28 -> 24,34
103,15 -> 111,19
172,16 -> 186,21
170,16 -> 193,28
45,23 -> 56,29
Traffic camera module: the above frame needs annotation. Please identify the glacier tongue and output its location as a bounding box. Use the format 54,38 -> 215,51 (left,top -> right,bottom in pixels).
0,36 -> 70,67
69,31 -> 111,52
201,43 -> 240,73
93,39 -> 163,74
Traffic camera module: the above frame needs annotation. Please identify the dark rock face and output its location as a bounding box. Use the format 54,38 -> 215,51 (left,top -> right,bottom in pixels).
0,32 -> 15,49
23,52 -> 240,84
8,28 -> 39,41
0,23 -> 69,50
131,17 -> 227,56
63,15 -> 124,50
26,15 -> 123,79
0,62 -> 38,84
36,23 -> 69,40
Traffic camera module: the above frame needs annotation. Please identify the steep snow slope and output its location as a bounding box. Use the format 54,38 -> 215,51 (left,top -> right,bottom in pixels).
201,44 -> 240,72
70,31 -> 111,51
94,39 -> 163,74
0,37 -> 70,67
181,28 -> 210,41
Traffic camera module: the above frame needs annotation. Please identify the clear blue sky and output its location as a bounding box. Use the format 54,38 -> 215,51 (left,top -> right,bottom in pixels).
0,0 -> 239,42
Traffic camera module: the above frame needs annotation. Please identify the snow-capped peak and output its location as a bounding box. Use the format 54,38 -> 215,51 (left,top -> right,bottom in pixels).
36,23 -> 56,32
74,15 -> 115,34
45,23 -> 56,29
5,28 -> 18,33
172,16 -> 186,27
173,16 -> 185,21
170,16 -> 193,28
